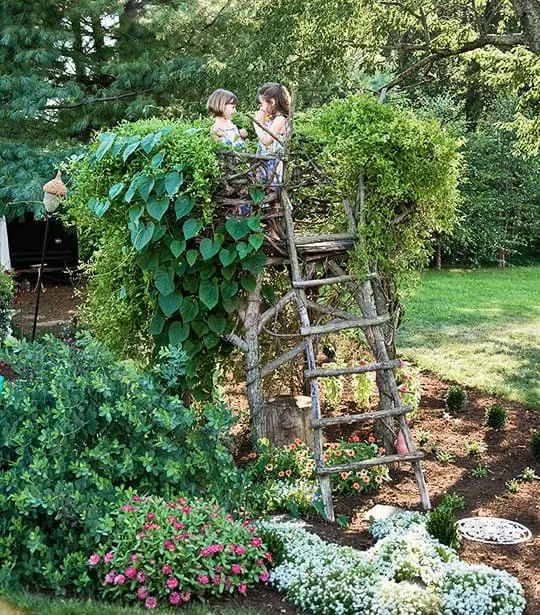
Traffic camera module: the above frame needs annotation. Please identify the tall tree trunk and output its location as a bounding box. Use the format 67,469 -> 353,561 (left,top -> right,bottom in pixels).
512,0 -> 540,53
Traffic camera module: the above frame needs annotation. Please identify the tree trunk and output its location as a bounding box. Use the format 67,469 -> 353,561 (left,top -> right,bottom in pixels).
512,0 -> 540,53
434,244 -> 442,270
499,246 -> 507,268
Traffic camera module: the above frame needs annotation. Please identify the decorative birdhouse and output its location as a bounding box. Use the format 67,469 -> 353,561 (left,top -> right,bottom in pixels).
42,171 -> 67,213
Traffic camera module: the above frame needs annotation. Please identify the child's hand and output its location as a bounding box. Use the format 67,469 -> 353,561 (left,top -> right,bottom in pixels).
255,108 -> 266,124
239,128 -> 248,139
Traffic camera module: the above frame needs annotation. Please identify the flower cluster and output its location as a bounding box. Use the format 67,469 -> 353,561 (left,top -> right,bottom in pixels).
266,479 -> 322,516
324,438 -> 390,495
369,511 -> 427,541
249,438 -> 315,483
88,496 -> 271,609
263,519 -> 525,615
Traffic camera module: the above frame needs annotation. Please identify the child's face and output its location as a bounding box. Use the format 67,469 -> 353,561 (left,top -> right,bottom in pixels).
258,96 -> 275,116
223,100 -> 237,120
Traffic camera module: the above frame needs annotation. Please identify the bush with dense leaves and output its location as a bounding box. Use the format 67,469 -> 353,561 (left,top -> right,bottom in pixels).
0,335 -> 241,594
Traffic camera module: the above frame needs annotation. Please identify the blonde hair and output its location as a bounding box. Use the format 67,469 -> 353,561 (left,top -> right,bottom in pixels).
256,83 -> 291,117
206,89 -> 238,117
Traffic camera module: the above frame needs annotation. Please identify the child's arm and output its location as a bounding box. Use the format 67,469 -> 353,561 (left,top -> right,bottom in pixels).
253,113 -> 286,146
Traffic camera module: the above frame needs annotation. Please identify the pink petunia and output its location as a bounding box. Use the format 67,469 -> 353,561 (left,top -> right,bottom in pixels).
132,495 -> 141,502
197,575 -> 210,585
104,551 -> 115,563
212,574 -> 221,585
136,571 -> 147,583
250,537 -> 262,547
180,591 -> 191,602
264,551 -> 273,562
231,564 -> 241,574
104,572 -> 115,584
137,532 -> 146,540
121,504 -> 134,512
162,564 -> 173,575
125,566 -> 137,578
238,583 -> 247,594
137,586 -> 148,600
181,505 -> 191,514
130,553 -> 139,563
88,553 -> 100,566
169,592 -> 181,605
114,574 -> 126,585
235,545 -> 245,555
166,577 -> 178,589
145,596 -> 157,609
260,571 -> 269,582
146,512 -> 156,520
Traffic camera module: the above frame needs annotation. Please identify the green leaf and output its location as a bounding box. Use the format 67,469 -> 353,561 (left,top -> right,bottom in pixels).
108,182 -> 124,199
131,220 -> 155,251
165,171 -> 183,197
199,238 -> 221,260
174,194 -> 194,219
146,196 -> 170,221
169,321 -> 189,345
155,268 -> 175,296
241,275 -> 257,292
208,314 -> 227,334
225,217 -> 250,240
221,280 -> 238,299
151,152 -> 165,169
221,263 -> 237,280
123,139 -> 141,162
158,290 -> 183,317
152,224 -> 166,242
249,233 -> 264,251
203,333 -> 220,349
180,297 -> 199,322
192,320 -> 209,338
199,280 -> 219,310
186,249 -> 198,266
241,250 -> 266,273
94,133 -> 116,162
247,215 -> 262,232
236,242 -> 252,260
262,284 -> 276,303
88,198 -> 110,218
170,239 -> 186,258
148,311 -> 165,335
222,295 -> 239,313
198,263 -> 216,280
219,248 -> 236,267
124,178 -> 139,203
140,132 -> 155,153
137,250 -> 160,271
137,175 -> 155,201
182,276 -> 198,293
248,187 -> 266,205
183,218 -> 202,240
128,205 -> 144,224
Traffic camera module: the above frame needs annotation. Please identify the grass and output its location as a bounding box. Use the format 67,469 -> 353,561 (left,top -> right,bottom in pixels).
397,266 -> 540,409
0,594 -> 260,615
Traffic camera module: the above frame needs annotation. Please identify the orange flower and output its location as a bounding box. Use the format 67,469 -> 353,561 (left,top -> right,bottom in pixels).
295,453 -> 303,461
375,476 -> 382,484
372,466 -> 379,471
352,482 -> 360,490
362,475 -> 370,483
340,471 -> 349,480
378,447 -> 386,455
294,438 -> 302,445
289,443 -> 297,450
368,435 -> 376,444
285,469 -> 292,477
350,434 -> 360,443
278,471 -> 285,477
346,449 -> 355,457
323,453 -> 330,461
334,450 -> 342,457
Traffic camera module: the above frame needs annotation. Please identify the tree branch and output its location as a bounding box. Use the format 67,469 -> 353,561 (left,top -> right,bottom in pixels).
44,89 -> 152,110
258,290 -> 296,333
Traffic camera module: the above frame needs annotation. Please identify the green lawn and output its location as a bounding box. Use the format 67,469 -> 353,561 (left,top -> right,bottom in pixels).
1,595 -> 259,615
397,266 -> 540,408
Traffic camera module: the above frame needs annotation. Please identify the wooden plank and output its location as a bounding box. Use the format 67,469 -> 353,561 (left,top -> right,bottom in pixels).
302,299 -> 361,321
311,406 -> 411,429
318,452 -> 425,476
301,314 -> 390,336
294,233 -> 356,245
306,359 -> 400,378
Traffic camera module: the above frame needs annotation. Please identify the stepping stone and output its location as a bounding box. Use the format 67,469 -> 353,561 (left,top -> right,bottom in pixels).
362,504 -> 408,522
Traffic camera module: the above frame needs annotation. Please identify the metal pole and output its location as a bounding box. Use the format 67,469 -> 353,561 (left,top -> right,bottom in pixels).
31,214 -> 50,343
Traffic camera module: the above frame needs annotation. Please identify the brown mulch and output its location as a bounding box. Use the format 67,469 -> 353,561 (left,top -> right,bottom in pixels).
3,282 -> 539,614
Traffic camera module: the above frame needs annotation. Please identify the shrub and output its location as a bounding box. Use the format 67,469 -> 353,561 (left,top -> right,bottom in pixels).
0,335 -> 242,593
485,403 -> 508,430
426,493 -> 465,550
396,363 -> 422,418
89,496 -> 271,607
445,386 -> 468,413
0,269 -> 15,342
319,364 -> 344,409
530,431 -> 540,461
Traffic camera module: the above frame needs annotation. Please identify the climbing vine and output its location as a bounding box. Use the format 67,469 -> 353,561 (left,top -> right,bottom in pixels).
67,118 -> 266,397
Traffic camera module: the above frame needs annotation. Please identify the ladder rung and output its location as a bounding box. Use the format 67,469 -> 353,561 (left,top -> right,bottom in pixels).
311,405 -> 411,429
306,359 -> 400,378
318,451 -> 425,476
293,273 -> 375,288
294,233 -> 356,245
301,314 -> 390,336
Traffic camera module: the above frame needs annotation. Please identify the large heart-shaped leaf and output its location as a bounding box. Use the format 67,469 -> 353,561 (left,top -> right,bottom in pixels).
108,182 -> 124,199
168,321 -> 189,345
140,132 -> 155,153
165,170 -> 183,197
203,333 -> 220,349
170,239 -> 186,258
183,218 -> 202,240
158,290 -> 183,317
124,177 -> 139,203
191,320 -> 209,338
219,248 -> 236,267
148,311 -> 165,335
152,224 -> 166,242
88,198 -> 110,218
137,175 -> 154,202
180,297 -> 199,322
128,205 -> 144,224
247,215 -> 262,232
241,274 -> 257,292
199,237 -> 221,261
94,133 -> 116,162
241,250 -> 266,273
199,279 -> 219,310
221,280 -> 238,299
154,268 -> 175,296
175,194 -> 194,219
151,152 -> 165,169
146,196 -> 170,221
248,187 -> 266,205
130,220 -> 155,251
182,276 -> 198,293
186,249 -> 198,267
208,313 -> 227,334
225,217 -> 250,240
236,241 -> 252,260
123,138 -> 141,162
249,233 -> 265,251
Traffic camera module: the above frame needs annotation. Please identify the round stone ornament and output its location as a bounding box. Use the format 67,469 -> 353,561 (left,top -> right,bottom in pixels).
457,517 -> 532,545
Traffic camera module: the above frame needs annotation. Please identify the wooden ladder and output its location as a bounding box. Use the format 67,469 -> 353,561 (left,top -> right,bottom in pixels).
280,188 -> 431,521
